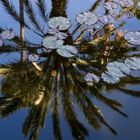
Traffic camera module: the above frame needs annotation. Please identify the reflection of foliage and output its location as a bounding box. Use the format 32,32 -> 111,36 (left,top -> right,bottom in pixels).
0,59 -> 140,140
134,8 -> 140,19
0,0 -> 140,140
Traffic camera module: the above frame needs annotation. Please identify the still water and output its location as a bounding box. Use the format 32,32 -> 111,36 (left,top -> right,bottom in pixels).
0,0 -> 140,140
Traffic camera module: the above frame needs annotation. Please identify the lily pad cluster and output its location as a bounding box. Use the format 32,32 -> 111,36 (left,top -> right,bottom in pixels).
74,0 -> 136,34
0,29 -> 16,47
101,57 -> 140,84
43,17 -> 78,58
43,36 -> 78,58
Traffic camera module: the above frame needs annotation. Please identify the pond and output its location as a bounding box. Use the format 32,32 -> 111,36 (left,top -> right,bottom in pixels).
0,0 -> 140,140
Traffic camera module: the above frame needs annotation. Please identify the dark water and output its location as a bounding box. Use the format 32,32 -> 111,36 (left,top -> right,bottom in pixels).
0,0 -> 140,140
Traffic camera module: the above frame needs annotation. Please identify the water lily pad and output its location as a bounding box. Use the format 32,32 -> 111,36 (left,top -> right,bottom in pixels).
124,58 -> 140,70
76,11 -> 99,26
120,0 -> 134,7
124,31 -> 140,45
93,21 -> 104,29
106,65 -> 125,77
1,29 -> 16,40
43,36 -> 64,49
100,15 -> 114,24
101,72 -> 120,84
48,28 -> 68,39
104,2 -> 118,14
56,45 -> 78,58
107,62 -> 130,75
84,73 -> 100,83
28,54 -> 40,62
48,17 -> 71,31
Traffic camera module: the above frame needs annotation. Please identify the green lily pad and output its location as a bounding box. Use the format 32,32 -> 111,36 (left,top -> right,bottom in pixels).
57,45 -> 78,58
43,36 -> 64,49
48,17 -> 71,31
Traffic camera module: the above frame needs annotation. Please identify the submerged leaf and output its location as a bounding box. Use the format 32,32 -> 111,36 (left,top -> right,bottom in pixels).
56,45 -> 78,58
43,36 -> 64,49
48,17 -> 71,31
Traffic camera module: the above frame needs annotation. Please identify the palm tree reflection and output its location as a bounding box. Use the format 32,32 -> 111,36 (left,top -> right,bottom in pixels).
0,55 -> 140,140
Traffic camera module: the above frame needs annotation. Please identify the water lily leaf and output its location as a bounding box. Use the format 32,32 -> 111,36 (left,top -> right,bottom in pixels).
104,2 -> 118,14
1,29 -> 16,40
48,28 -> 68,39
28,54 -> 40,62
56,45 -> 78,58
130,58 -> 140,68
107,62 -> 130,75
120,0 -> 134,7
101,72 -> 120,84
100,15 -> 114,24
76,11 -> 98,26
124,31 -> 140,45
106,65 -> 125,77
43,36 -> 64,49
124,58 -> 140,70
93,21 -> 104,29
84,73 -> 100,83
48,17 -> 71,31
0,37 -> 3,47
